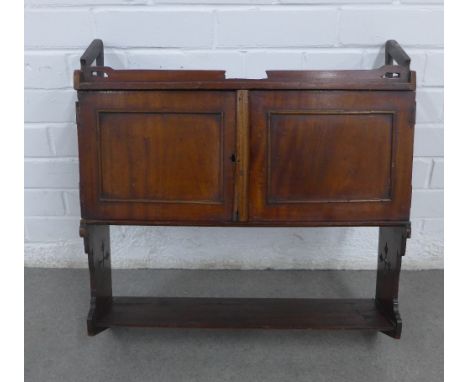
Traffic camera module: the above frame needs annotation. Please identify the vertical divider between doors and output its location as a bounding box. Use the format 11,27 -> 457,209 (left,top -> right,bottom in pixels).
233,90 -> 249,222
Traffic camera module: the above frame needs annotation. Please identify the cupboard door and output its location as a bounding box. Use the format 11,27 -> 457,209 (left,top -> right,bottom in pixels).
78,91 -> 236,223
249,91 -> 415,223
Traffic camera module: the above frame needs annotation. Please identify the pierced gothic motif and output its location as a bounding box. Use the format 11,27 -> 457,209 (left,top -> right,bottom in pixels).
98,240 -> 110,268
379,242 -> 392,271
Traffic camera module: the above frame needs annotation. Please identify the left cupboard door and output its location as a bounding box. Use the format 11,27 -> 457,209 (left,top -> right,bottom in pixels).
77,91 -> 236,224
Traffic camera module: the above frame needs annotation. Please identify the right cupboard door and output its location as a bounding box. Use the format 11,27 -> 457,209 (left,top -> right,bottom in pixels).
248,91 -> 415,224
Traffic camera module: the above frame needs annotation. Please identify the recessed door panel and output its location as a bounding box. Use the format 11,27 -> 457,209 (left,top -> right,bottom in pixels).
249,91 -> 415,223
99,112 -> 223,203
268,112 -> 393,203
78,91 -> 236,222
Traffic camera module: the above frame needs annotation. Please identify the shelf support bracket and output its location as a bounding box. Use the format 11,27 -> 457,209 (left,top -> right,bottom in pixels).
385,40 -> 411,69
80,221 -> 112,336
375,223 -> 411,339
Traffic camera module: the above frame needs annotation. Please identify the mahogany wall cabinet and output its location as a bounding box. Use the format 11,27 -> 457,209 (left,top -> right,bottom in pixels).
75,39 -> 416,338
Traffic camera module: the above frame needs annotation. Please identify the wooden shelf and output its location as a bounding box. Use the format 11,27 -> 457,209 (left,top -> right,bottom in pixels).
94,297 -> 394,331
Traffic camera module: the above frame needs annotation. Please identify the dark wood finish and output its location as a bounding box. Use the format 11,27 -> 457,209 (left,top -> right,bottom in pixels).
79,221 -> 112,336
249,91 -> 415,223
81,219 -> 412,227
268,113 -> 392,200
75,41 -> 415,91
77,89 -> 415,226
74,66 -> 416,91
233,90 -> 250,222
80,39 -> 104,73
375,225 -> 411,339
385,40 -> 411,68
94,297 -> 394,331
99,112 -> 223,202
77,90 -> 236,222
75,40 -> 416,338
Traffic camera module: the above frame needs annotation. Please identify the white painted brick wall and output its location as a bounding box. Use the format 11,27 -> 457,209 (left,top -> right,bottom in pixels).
416,89 -> 444,123
25,218 -> 83,242
25,90 -> 76,122
24,159 -> 79,188
95,10 -> 215,48
24,190 -> 66,216
411,190 -> 444,218
49,124 -> 79,157
24,126 -> 53,157
339,7 -> 443,46
304,49 -> 363,70
217,9 -> 338,47
245,51 -> 304,78
424,51 -> 444,86
430,159 -> 444,189
25,10 -> 95,48
24,52 -> 70,89
414,126 -> 444,156
24,0 -> 444,270
412,158 -> 432,189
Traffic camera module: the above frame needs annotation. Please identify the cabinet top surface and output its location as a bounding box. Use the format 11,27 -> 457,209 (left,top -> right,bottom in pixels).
74,67 -> 416,91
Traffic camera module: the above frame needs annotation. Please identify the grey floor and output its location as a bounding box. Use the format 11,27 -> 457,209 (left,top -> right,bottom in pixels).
25,268 -> 443,382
